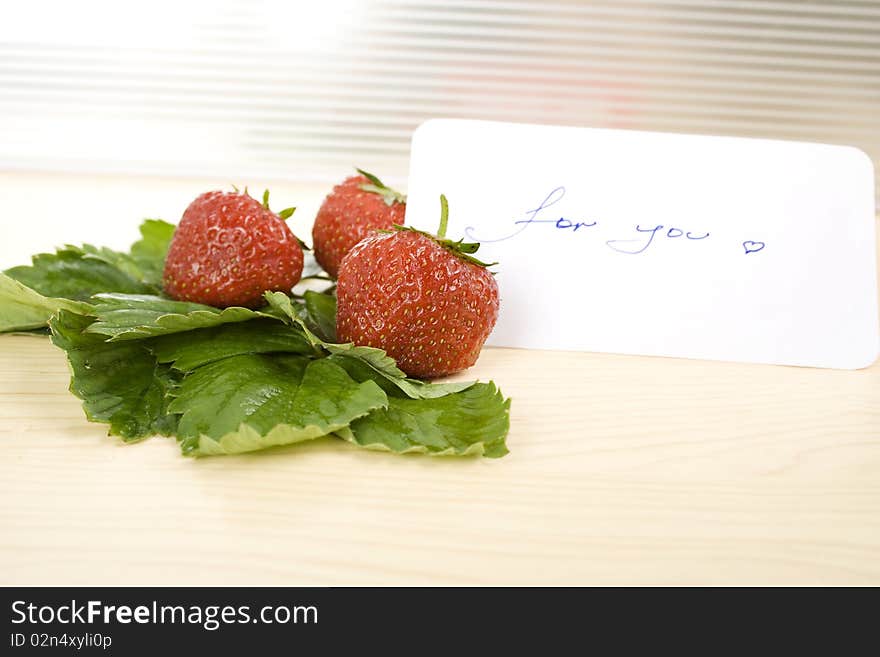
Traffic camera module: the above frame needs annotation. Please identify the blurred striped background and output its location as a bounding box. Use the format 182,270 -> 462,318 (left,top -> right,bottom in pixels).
0,0 -> 877,195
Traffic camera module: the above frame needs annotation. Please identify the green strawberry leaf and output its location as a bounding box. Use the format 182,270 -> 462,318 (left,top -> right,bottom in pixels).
86,294 -> 281,341
392,378 -> 477,399
266,291 -> 475,400
5,327 -> 51,337
71,244 -> 153,287
128,219 -> 175,287
0,272 -> 91,332
168,355 -> 387,456
326,349 -> 474,400
338,382 -> 510,457
151,319 -> 313,371
325,343 -> 406,378
3,219 -> 175,303
49,309 -> 181,441
43,294 -> 509,457
303,290 -> 337,342
4,245 -> 157,301
264,291 -> 325,348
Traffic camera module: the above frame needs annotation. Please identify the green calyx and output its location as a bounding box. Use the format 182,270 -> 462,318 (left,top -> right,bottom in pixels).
391,194 -> 497,269
231,185 -> 297,222
230,186 -> 306,249
357,168 -> 407,206
259,188 -> 297,222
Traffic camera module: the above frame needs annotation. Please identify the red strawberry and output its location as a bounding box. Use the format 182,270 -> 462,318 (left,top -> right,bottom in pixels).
336,195 -> 499,379
312,168 -> 406,278
163,189 -> 303,308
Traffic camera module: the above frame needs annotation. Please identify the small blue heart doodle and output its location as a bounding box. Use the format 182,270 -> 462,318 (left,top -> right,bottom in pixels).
743,240 -> 765,254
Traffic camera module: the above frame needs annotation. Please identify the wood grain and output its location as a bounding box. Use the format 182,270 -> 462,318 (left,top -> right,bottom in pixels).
1,336 -> 878,585
0,172 -> 878,585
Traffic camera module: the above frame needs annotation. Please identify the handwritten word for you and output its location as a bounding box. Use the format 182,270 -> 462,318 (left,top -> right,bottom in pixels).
465,186 -> 766,256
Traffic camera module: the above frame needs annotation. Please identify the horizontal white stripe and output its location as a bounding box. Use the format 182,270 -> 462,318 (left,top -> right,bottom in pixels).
0,0 -> 875,202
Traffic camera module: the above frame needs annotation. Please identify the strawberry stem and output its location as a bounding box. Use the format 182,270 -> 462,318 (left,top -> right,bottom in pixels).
390,193 -> 496,268
438,194 -> 449,239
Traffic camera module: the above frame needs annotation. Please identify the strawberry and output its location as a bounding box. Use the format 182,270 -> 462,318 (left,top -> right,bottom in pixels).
336,195 -> 499,379
312,168 -> 406,278
163,189 -> 303,309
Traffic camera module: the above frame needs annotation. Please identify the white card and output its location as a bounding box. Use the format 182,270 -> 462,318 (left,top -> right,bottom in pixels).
406,119 -> 879,369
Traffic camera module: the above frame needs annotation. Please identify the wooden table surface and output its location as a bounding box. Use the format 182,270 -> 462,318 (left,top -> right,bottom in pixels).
1,172 -> 878,585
